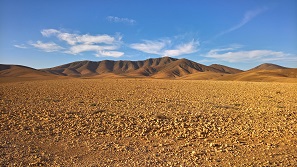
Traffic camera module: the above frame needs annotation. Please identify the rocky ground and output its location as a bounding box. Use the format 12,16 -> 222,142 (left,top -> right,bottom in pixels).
0,78 -> 297,166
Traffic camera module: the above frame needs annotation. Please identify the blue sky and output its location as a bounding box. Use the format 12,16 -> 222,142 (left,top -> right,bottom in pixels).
0,0 -> 296,70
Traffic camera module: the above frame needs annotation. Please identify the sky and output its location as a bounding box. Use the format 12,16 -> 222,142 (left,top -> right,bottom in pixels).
0,0 -> 296,70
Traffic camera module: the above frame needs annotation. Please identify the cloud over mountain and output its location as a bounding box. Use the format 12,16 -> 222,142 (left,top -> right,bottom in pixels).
130,40 -> 170,55
130,38 -> 199,57
205,45 -> 295,63
30,29 -> 124,57
30,41 -> 64,52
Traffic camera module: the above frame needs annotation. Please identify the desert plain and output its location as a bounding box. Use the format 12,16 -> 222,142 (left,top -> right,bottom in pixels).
0,77 -> 297,166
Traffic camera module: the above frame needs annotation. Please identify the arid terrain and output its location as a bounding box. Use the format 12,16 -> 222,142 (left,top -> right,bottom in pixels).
1,78 -> 297,166
1,57 -> 297,82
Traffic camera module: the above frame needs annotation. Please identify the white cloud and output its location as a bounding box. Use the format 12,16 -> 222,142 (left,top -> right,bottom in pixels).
107,16 -> 136,25
130,38 -> 199,57
30,41 -> 64,52
66,44 -> 101,54
206,48 -> 289,62
56,32 -> 78,45
33,29 -> 124,57
41,29 -> 117,45
77,34 -> 115,44
66,44 -> 119,55
130,40 -> 169,54
65,44 -> 123,57
14,44 -> 27,49
57,33 -> 116,45
96,51 -> 124,58
41,29 -> 60,37
207,44 -> 242,55
217,7 -> 268,37
163,40 -> 199,57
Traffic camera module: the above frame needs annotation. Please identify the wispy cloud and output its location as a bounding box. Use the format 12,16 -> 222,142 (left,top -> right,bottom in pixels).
216,7 -> 268,37
205,46 -> 291,62
30,29 -> 124,57
30,41 -> 64,52
107,16 -> 136,25
96,51 -> 124,58
130,38 -> 199,57
41,29 -> 60,37
14,44 -> 27,49
41,29 -> 117,45
65,44 -> 119,55
207,44 -> 242,55
163,40 -> 199,57
130,40 -> 170,55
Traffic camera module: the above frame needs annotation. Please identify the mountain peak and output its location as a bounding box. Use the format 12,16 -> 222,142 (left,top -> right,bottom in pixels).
38,57 -> 225,78
2,57 -> 296,82
250,63 -> 287,71
210,64 -> 243,74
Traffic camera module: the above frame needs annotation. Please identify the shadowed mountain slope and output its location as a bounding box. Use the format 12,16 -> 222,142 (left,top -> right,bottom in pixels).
249,63 -> 287,71
41,57 -> 223,78
0,64 -> 53,77
0,64 -> 61,82
217,68 -> 297,82
210,64 -> 243,74
1,57 -> 296,82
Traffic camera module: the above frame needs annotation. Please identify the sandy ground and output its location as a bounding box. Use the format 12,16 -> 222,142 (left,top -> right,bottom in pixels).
1,78 -> 297,166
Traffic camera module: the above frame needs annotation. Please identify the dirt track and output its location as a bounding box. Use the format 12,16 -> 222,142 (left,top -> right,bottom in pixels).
1,79 -> 297,166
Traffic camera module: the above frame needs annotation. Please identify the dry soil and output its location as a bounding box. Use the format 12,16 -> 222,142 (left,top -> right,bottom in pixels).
1,79 -> 297,166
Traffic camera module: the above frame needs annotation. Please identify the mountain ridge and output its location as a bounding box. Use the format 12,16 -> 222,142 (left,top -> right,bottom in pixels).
1,57 -> 296,82
40,57 -> 224,78
210,64 -> 243,74
249,63 -> 288,71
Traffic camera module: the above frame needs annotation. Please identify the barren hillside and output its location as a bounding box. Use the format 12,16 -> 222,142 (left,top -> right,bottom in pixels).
250,63 -> 288,71
1,57 -> 297,82
41,57 -> 222,78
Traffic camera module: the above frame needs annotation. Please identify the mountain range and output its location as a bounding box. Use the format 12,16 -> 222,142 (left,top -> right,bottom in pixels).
1,57 -> 297,82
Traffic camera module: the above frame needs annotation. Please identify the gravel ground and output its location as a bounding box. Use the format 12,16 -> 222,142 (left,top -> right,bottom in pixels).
1,79 -> 297,166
